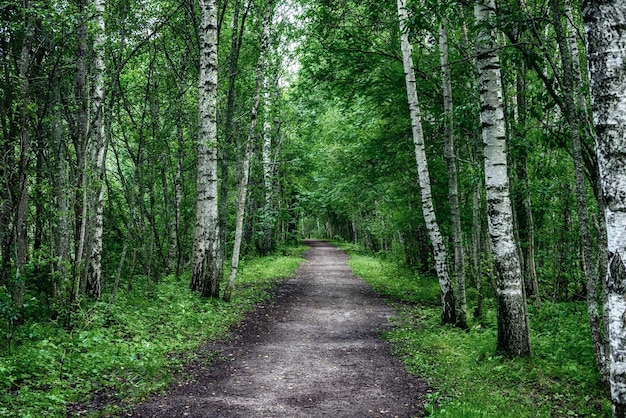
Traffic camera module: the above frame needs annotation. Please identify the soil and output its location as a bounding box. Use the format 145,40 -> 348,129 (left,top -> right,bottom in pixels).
127,240 -> 426,417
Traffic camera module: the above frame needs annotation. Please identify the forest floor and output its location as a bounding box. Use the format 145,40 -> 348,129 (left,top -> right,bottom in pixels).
127,240 -> 426,417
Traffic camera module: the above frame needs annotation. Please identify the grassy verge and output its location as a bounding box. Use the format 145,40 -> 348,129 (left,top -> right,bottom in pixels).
0,246 -> 305,418
345,249 -> 611,417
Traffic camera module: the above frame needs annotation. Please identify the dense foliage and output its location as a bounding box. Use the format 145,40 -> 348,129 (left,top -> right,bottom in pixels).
292,0 -> 598,302
0,0 -> 619,414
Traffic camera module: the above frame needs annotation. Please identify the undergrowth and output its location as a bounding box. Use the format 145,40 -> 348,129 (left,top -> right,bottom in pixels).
346,250 -> 611,418
0,247 -> 305,418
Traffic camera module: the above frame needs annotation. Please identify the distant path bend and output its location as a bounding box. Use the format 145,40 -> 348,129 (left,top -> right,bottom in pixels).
130,240 -> 425,417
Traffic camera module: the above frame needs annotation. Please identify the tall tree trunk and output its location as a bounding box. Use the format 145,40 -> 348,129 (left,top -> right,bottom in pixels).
472,176 -> 484,319
52,78 -> 71,313
219,0 -> 250,265
551,0 -> 606,385
224,0 -> 273,302
261,81 -> 274,253
567,0 -> 610,386
566,4 -> 609,319
439,17 -> 467,329
458,6 -> 487,320
514,66 -> 541,309
74,0 -> 89,300
475,0 -> 531,357
584,2 -> 626,415
165,45 -> 189,280
0,33 -> 15,291
14,0 -> 35,311
170,114 -> 184,279
397,0 -> 455,324
85,0 -> 107,298
191,0 -> 222,298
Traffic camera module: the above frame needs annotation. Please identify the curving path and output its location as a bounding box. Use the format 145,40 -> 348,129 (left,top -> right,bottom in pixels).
129,240 -> 425,417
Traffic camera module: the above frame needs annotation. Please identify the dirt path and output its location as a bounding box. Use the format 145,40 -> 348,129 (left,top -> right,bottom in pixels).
129,240 -> 425,417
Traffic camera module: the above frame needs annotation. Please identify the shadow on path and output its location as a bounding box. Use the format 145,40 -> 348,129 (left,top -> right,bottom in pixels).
129,240 -> 426,417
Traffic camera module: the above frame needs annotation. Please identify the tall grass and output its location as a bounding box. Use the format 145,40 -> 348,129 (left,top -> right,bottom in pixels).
0,247 -> 305,417
347,251 -> 611,417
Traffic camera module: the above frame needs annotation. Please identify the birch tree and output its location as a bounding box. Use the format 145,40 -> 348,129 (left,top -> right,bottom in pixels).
259,75 -> 278,255
397,0 -> 455,324
191,0 -> 222,298
85,0 -> 107,298
224,0 -> 274,302
584,2 -> 626,415
475,0 -> 530,356
219,0 -> 250,267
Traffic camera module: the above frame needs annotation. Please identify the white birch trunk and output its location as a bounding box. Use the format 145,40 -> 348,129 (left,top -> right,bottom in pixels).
475,0 -> 530,356
218,0 -> 246,268
263,78 -> 273,205
584,3 -> 626,415
192,0 -> 222,298
397,0 -> 455,324
86,0 -> 107,298
260,74 -> 279,254
260,97 -> 274,253
223,0 -> 273,302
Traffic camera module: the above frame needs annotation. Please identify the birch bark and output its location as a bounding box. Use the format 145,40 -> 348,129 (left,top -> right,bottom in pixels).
259,100 -> 275,253
86,0 -> 107,298
224,0 -> 273,302
260,73 -> 279,255
584,2 -> 626,415
397,0 -> 455,324
191,0 -> 222,298
219,0 -> 247,268
475,0 -> 530,356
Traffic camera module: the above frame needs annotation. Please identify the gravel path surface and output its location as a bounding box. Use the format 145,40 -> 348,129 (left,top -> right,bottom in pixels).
129,240 -> 425,417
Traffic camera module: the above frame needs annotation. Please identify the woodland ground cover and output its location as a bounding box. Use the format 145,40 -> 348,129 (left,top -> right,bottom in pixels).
342,243 -> 612,417
0,247 -> 305,418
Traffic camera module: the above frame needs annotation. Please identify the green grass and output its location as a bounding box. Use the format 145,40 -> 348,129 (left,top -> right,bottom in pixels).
0,247 -> 305,418
347,252 -> 612,418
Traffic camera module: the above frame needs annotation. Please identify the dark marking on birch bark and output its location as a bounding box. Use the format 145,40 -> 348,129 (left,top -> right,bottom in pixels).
609,251 -> 626,294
